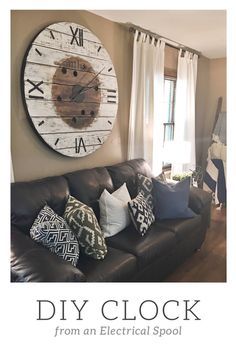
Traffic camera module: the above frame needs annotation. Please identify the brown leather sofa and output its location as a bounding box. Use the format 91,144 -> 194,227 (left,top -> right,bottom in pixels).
11,159 -> 212,282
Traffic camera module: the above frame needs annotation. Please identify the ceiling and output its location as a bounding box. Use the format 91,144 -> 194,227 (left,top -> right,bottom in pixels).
91,10 -> 226,59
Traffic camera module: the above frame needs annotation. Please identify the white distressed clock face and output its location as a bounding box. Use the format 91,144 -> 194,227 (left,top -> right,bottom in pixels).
22,22 -> 118,157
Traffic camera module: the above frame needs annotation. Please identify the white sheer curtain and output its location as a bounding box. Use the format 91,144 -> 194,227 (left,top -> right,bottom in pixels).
172,49 -> 198,175
128,31 -> 165,175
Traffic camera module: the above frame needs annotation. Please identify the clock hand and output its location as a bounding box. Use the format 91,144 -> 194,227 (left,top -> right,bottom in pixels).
81,66 -> 104,91
70,84 -> 99,101
70,67 -> 104,100
79,84 -> 99,94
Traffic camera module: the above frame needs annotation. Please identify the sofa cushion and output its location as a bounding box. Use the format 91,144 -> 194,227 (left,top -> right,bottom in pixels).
63,195 -> 107,260
189,187 -> 212,214
106,224 -> 175,269
11,226 -> 86,282
152,177 -> 196,220
11,176 -> 69,233
107,158 -> 153,198
157,214 -> 202,243
78,247 -> 137,282
99,183 -> 131,237
128,193 -> 155,237
64,167 -> 114,218
30,205 -> 79,267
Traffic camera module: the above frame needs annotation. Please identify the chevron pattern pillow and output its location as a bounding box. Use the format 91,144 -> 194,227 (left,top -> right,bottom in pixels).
63,195 -> 107,260
128,193 -> 155,237
30,205 -> 79,267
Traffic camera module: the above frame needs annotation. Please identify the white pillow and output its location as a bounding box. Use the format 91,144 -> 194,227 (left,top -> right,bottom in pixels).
99,183 -> 131,237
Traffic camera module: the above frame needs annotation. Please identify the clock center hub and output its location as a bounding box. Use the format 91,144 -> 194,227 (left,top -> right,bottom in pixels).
52,56 -> 101,129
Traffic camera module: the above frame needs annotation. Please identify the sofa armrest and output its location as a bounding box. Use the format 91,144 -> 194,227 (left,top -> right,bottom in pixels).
189,187 -> 212,214
189,187 -> 212,228
11,226 -> 86,282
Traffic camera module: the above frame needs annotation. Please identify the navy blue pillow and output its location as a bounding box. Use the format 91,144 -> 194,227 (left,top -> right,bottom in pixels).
152,177 -> 196,220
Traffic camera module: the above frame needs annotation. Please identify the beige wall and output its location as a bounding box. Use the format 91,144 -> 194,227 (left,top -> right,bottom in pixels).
196,57 -> 226,168
11,10 -> 133,181
164,45 -> 178,76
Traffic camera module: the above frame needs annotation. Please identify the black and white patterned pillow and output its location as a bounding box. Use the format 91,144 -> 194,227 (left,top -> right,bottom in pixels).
137,174 -> 154,210
137,173 -> 167,211
128,193 -> 155,237
30,205 -> 79,267
63,195 -> 107,260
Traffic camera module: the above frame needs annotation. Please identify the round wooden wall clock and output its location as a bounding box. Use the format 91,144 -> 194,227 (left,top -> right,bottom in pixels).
21,21 -> 118,157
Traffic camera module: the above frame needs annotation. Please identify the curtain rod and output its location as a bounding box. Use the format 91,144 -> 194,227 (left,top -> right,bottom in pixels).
125,22 -> 201,57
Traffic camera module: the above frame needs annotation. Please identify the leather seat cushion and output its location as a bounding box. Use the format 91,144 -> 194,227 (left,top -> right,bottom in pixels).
78,247 -> 137,282
106,224 -> 175,269
157,214 -> 202,243
11,226 -> 86,282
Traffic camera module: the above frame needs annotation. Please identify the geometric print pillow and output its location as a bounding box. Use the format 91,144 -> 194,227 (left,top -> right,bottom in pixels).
137,173 -> 154,211
63,195 -> 107,260
128,193 -> 155,237
30,205 -> 79,267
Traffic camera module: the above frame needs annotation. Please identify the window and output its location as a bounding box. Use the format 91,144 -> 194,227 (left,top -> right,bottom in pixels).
163,77 -> 176,143
162,77 -> 176,169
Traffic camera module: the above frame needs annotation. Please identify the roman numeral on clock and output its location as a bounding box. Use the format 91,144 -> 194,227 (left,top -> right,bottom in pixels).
35,48 -> 42,56
107,89 -> 117,103
50,30 -> 55,39
38,120 -> 44,126
75,137 -> 86,154
79,29 -> 83,46
70,26 -> 83,46
27,79 -> 44,99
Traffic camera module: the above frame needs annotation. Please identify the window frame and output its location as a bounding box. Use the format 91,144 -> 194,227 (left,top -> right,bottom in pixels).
162,74 -> 177,170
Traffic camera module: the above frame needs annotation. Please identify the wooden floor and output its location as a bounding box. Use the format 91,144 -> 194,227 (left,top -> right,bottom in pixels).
165,205 -> 226,282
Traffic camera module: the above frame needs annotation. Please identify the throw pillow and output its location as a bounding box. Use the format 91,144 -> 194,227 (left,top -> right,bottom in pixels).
63,195 -> 107,260
99,183 -> 131,237
152,177 -> 196,220
30,205 -> 79,267
128,192 -> 155,237
112,182 -> 131,203
137,174 -> 154,210
137,173 -> 167,211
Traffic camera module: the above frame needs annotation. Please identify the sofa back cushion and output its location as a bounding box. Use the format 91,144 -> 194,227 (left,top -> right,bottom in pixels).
64,167 -> 114,217
11,159 -> 151,233
11,176 -> 69,233
107,159 -> 153,198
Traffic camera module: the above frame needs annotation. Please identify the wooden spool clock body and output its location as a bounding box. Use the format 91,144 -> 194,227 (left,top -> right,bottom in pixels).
22,22 -> 118,157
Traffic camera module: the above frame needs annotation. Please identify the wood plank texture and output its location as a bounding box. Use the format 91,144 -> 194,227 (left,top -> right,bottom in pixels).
34,25 -> 111,61
26,100 -> 117,118
41,131 -> 110,157
27,45 -> 116,78
32,116 -> 115,134
24,80 -> 118,103
24,62 -> 118,89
